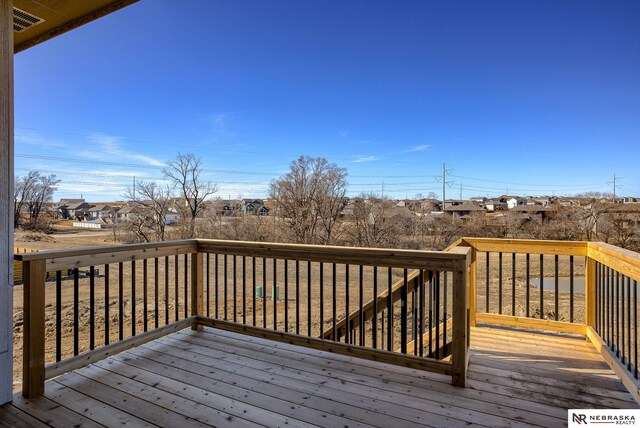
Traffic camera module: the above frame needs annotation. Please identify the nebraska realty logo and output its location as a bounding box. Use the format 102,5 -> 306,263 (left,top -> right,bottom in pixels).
569,410 -> 640,426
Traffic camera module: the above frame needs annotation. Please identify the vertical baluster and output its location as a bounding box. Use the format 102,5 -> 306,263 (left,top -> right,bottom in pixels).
89,266 -> 95,350
539,255 -> 544,319
206,254 -> 210,318
215,254 -> 219,319
308,261 -> 312,337
234,255 -> 238,323
372,266 -> 378,349
401,268 -> 408,354
273,258 -> 277,330
569,256 -> 574,323
154,258 -> 159,329
56,271 -> 62,362
296,260 -> 300,335
381,309 -> 385,350
262,258 -> 267,329
359,265 -> 364,346
242,256 -> 247,325
634,279 -> 638,379
387,267 -> 393,352
320,262 -> 324,338
132,260 -> 136,336
617,272 -> 621,357
284,260 -> 289,332
596,262 -> 600,333
118,262 -> 124,341
485,253 -> 490,312
419,270 -> 425,357
184,254 -> 189,319
627,276 -> 631,371
252,257 -> 257,326
105,265 -> 110,346
498,252 -> 503,314
512,253 -> 516,316
332,263 -> 337,341
174,255 -> 179,322
435,272 -> 440,358
443,271 -> 448,357
428,270 -> 433,357
164,256 -> 169,326
224,254 -> 228,320
622,274 -> 626,364
73,268 -> 79,356
554,255 -> 559,321
526,254 -> 530,317
143,259 -> 148,332
412,276 -> 417,355
607,266 -> 611,347
345,264 -> 350,344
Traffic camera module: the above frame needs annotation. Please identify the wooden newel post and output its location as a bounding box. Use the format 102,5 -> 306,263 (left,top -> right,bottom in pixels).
451,261 -> 469,387
191,252 -> 204,331
22,259 -> 46,398
469,248 -> 477,327
585,254 -> 596,330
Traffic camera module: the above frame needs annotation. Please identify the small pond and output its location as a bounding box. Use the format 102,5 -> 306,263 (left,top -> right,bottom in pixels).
530,276 -> 585,293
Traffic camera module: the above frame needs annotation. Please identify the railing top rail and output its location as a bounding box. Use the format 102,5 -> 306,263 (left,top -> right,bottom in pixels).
460,237 -> 588,256
588,242 -> 640,282
196,239 -> 467,271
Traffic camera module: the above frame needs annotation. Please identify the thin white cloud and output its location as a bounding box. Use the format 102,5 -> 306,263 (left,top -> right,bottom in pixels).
406,144 -> 431,152
352,155 -> 380,163
82,133 -> 166,167
15,132 -> 68,148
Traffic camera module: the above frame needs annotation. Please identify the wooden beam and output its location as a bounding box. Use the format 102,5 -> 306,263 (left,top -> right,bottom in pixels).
197,317 -> 452,375
461,238 -> 587,256
22,259 -> 46,398
45,317 -> 196,380
587,242 -> 640,283
451,259 -> 469,387
586,327 -> 640,405
585,256 -> 596,328
191,253 -> 203,331
0,0 -> 12,404
475,313 -> 586,335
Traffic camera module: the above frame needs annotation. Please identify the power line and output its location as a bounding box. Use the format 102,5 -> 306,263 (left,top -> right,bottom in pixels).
608,174 -> 622,202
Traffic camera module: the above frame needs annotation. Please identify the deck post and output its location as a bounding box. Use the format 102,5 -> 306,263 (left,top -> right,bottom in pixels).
191,252 -> 204,331
22,259 -> 46,398
469,247 -> 477,327
0,0 -> 13,404
452,256 -> 470,387
585,254 -> 596,329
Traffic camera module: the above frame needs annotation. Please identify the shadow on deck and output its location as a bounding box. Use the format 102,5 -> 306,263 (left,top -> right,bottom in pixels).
1,325 -> 637,427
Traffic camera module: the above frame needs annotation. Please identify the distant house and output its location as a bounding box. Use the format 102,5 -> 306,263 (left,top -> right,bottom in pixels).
484,200 -> 508,212
510,205 -> 551,222
87,205 -> 118,223
470,196 -> 487,203
56,199 -> 92,219
241,199 -> 269,216
623,197 -> 639,204
214,200 -> 240,216
443,201 -> 485,220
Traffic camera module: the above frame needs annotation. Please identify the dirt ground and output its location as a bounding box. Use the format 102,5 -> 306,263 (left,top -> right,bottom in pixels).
11,228 -> 598,393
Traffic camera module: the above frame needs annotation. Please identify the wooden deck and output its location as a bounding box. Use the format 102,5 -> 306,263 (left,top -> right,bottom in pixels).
1,325 -> 638,428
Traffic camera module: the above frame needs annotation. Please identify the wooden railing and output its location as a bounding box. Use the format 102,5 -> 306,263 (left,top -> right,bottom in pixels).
455,238 -> 640,403
15,239 -> 472,397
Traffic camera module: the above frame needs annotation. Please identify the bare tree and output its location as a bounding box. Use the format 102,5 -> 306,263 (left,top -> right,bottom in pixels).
343,195 -> 406,248
14,171 -> 60,229
124,181 -> 173,242
163,153 -> 217,238
270,156 -> 347,244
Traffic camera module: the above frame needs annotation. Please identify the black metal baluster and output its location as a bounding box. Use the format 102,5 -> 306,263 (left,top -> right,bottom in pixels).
284,260 -> 289,332
512,253 -> 516,316
485,253 -> 490,312
184,254 -> 188,319
634,279 -> 638,379
296,260 -> 300,335
498,252 -> 503,314
132,260 -> 136,336
224,254 -> 228,320
104,265 -> 110,346
252,257 -> 257,326
273,258 -> 277,330
596,262 -> 600,333
539,255 -> 544,319
554,255 -> 559,321
607,266 -> 611,347
143,259 -> 148,332
89,266 -> 95,350
333,263 -> 337,341
419,270 -> 425,357
206,254 -> 210,318
627,276 -> 631,371
174,255 -> 179,322
526,254 -> 530,317
242,256 -> 247,325
372,266 -> 378,348
308,261 -> 312,337
381,309 -> 385,349
359,265 -> 364,346
56,271 -> 62,361
73,268 -> 79,356
622,274 -> 626,364
164,256 -> 169,325
262,257 -> 267,329
215,254 -> 219,318
233,255 -> 238,323
617,272 -> 621,357
320,262 -> 324,338
435,272 -> 440,358
154,258 -> 159,329
428,270 -> 433,357
345,264 -> 350,344
387,267 -> 393,352
569,256 -> 574,323
412,277 -> 417,355
118,262 -> 124,341
401,269 -> 408,354
443,271 -> 448,356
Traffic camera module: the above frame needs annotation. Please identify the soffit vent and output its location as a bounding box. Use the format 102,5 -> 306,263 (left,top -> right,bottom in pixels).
13,7 -> 45,33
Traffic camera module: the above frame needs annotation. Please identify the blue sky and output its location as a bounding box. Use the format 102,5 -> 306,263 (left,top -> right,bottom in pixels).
14,0 -> 640,201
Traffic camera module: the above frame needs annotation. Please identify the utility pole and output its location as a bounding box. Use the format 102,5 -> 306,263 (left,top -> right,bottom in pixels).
435,163 -> 454,211
608,174 -> 622,203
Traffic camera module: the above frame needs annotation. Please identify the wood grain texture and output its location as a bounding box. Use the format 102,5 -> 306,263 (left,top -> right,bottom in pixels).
462,237 -> 587,256
476,313 -> 587,334
22,259 -> 46,398
588,242 -> 640,282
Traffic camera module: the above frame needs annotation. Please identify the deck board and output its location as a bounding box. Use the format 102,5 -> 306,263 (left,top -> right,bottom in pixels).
1,325 -> 638,427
